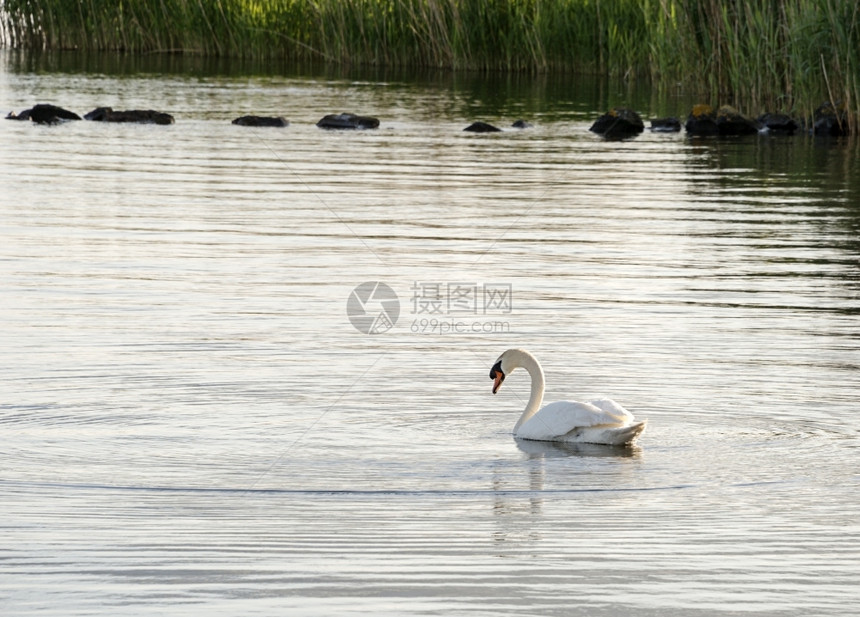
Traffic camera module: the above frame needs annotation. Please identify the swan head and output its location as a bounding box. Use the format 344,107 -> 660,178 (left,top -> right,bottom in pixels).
490,359 -> 505,394
489,349 -> 521,394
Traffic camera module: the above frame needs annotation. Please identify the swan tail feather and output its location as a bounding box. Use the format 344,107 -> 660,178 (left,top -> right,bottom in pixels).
614,420 -> 646,445
564,420 -> 646,446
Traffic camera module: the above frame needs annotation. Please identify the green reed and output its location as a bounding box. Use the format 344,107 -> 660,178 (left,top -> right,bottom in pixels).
667,0 -> 859,128
0,0 -> 653,69
2,0 -> 858,127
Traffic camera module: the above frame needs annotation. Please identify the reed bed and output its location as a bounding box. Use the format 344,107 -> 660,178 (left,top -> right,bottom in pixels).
2,0 -> 858,126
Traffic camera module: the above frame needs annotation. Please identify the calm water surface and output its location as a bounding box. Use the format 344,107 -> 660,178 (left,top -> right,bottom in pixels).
2,53 -> 859,616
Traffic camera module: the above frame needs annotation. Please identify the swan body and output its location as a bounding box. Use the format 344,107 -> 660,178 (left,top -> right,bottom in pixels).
489,348 -> 645,446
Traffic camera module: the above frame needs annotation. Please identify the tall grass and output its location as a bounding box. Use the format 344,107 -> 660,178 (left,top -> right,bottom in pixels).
0,0 -> 675,71
660,0 -> 859,129
2,0 -> 858,126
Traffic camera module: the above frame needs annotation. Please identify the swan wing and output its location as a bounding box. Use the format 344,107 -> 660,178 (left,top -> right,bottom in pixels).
585,397 -> 635,423
516,399 -> 629,441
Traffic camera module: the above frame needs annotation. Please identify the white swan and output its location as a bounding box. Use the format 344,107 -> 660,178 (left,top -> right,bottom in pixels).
489,349 -> 645,446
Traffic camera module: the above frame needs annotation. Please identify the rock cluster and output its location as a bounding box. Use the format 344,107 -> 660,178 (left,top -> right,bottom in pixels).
684,105 -> 759,135
588,102 -> 850,138
6,100 -> 851,138
589,108 -> 645,138
7,104 -> 174,125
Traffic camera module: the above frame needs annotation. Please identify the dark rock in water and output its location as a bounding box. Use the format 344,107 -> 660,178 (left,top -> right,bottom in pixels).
232,115 -> 289,127
716,105 -> 760,135
813,101 -> 849,136
32,104 -> 82,123
589,108 -> 644,138
6,109 -> 32,121
685,104 -> 719,135
111,110 -> 175,125
10,104 -> 82,124
511,119 -> 532,129
84,107 -> 113,121
464,121 -> 502,133
650,117 -> 681,132
85,108 -> 174,124
317,113 -> 379,130
686,104 -> 760,136
757,112 -> 798,134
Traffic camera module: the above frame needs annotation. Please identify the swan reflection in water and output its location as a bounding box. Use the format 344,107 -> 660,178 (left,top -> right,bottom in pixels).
514,438 -> 642,459
492,437 -> 642,548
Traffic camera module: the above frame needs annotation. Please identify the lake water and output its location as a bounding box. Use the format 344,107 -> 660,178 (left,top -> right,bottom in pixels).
2,51 -> 859,616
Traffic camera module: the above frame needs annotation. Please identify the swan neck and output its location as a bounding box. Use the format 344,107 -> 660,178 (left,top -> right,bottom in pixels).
513,351 -> 545,431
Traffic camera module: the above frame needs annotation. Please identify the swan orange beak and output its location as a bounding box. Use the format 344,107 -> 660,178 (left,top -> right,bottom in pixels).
492,373 -> 504,394
490,361 -> 505,394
